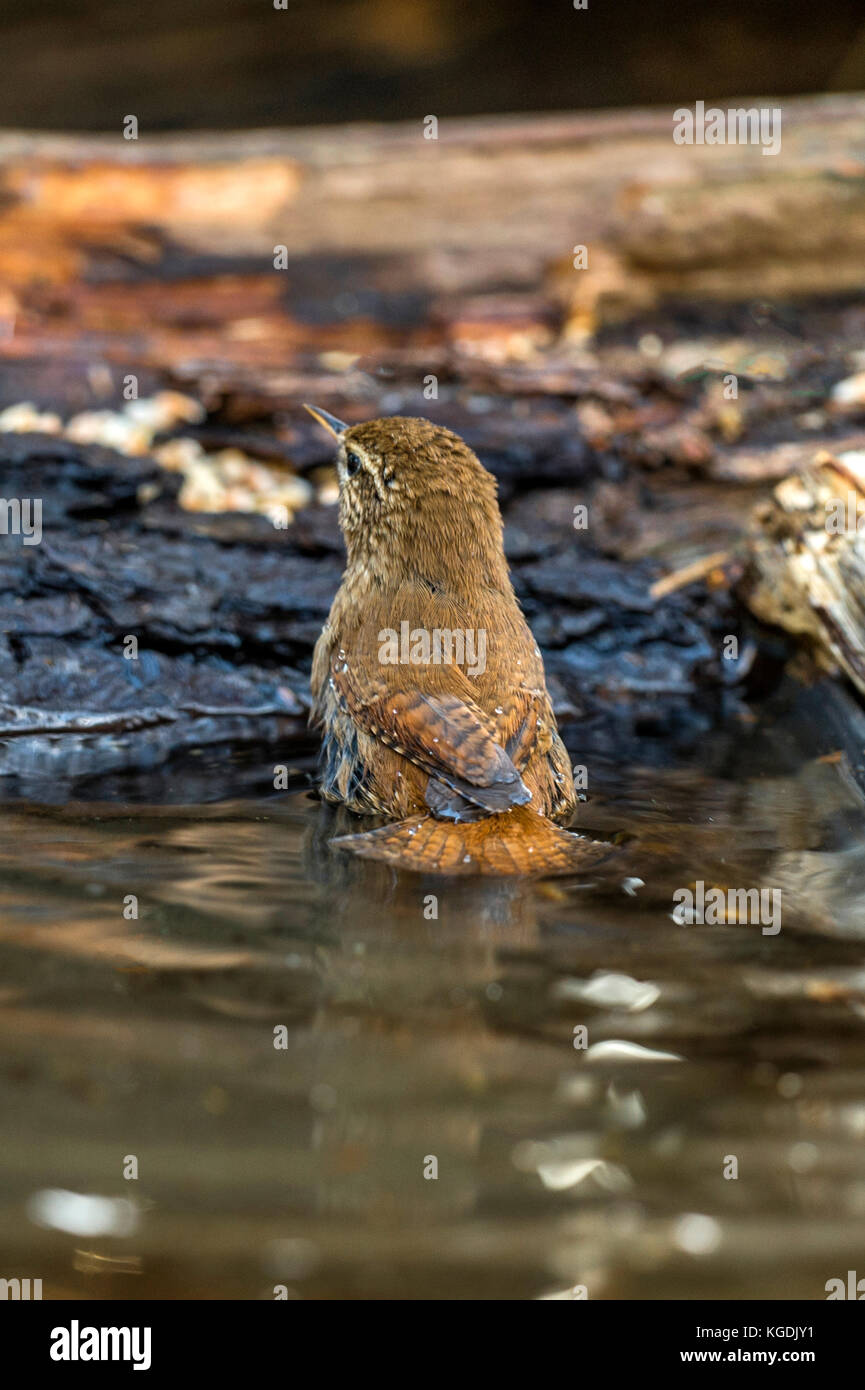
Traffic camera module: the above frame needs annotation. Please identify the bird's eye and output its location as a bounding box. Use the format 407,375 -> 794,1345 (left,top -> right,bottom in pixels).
345,450 -> 362,477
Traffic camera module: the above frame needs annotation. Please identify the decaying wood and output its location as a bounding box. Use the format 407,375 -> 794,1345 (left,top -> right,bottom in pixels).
744,449 -> 865,698
2,95 -> 865,410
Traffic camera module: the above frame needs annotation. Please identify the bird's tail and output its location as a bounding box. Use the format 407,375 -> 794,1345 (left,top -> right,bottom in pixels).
331,804 -> 617,877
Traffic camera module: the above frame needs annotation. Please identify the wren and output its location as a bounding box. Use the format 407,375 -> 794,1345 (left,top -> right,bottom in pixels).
306,406 -> 611,876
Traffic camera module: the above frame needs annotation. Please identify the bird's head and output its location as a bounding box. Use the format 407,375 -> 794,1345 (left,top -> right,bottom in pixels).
305,408 -> 510,591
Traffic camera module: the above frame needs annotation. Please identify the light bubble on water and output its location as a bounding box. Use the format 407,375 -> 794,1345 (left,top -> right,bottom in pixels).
673,1213 -> 722,1256
27,1189 -> 138,1238
585,1039 -> 681,1063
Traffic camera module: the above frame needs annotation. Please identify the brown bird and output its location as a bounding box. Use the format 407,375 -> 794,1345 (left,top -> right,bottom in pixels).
306,406 -> 612,876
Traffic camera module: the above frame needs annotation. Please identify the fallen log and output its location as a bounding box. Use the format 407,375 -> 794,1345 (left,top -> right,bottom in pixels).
2,96 -> 865,414
0,430 -> 738,793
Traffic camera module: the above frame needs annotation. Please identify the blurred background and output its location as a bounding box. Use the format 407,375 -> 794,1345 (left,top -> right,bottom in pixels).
2,0 -> 865,129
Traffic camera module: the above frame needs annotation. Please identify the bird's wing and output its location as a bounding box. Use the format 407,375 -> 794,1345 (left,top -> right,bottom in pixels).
489,684 -> 576,822
330,664 -> 530,815
490,686 -> 557,770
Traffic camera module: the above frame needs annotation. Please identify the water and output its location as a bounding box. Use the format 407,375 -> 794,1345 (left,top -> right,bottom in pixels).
3,694 -> 865,1301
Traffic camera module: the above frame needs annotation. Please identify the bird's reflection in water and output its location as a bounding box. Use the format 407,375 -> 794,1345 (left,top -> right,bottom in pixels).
305,799 -> 546,948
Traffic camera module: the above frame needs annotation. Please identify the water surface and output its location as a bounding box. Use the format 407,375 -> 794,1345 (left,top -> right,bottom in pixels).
3,695 -> 865,1300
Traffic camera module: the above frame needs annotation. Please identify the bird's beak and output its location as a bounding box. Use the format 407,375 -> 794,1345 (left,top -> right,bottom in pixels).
304,404 -> 348,439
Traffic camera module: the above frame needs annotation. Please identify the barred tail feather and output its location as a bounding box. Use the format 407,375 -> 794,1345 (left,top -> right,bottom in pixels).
331,804 -> 617,877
